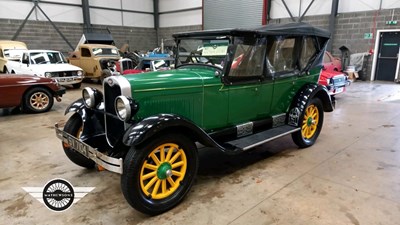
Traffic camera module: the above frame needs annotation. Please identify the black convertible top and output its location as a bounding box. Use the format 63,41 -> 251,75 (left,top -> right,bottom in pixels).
173,22 -> 330,39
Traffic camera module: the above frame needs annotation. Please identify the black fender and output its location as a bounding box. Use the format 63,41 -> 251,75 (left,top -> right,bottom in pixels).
122,113 -> 224,150
64,98 -> 105,141
287,83 -> 334,127
65,98 -> 86,116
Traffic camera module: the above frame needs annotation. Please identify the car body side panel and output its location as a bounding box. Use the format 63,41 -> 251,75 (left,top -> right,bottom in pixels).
0,75 -> 59,108
127,68 -> 227,131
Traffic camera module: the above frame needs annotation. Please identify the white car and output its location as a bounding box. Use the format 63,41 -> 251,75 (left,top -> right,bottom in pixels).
8,50 -> 84,89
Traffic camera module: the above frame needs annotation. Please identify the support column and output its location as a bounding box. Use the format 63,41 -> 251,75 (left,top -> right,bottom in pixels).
154,0 -> 159,46
327,0 -> 339,52
82,0 -> 91,31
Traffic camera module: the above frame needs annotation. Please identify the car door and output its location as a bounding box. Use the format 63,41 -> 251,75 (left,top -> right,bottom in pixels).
266,36 -> 300,115
224,37 -> 273,126
17,52 -> 33,74
78,47 -> 95,76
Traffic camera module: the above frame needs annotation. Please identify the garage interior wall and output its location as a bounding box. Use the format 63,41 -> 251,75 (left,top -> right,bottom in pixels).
0,0 -> 157,53
157,0 -> 202,47
0,0 -> 399,68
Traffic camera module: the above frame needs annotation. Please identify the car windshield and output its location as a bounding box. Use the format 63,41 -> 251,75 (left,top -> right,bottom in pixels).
92,47 -> 119,56
30,51 -> 68,64
176,37 -> 229,69
4,49 -> 25,59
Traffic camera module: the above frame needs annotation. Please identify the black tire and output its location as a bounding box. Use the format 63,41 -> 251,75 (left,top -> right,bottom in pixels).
62,114 -> 95,168
72,82 -> 82,89
292,98 -> 324,148
23,87 -> 54,113
3,66 -> 9,74
121,134 -> 198,215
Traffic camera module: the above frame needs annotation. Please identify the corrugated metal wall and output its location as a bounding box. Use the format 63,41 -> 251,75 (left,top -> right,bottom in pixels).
204,0 -> 263,29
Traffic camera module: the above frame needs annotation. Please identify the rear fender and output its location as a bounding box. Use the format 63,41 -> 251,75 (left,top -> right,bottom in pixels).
288,84 -> 334,127
122,114 -> 224,150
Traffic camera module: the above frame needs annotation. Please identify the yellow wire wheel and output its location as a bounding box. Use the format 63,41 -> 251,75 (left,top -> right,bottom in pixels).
301,104 -> 319,139
121,133 -> 198,215
292,98 -> 323,148
139,143 -> 187,199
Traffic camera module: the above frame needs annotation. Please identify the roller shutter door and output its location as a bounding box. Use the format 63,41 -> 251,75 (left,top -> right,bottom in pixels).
204,0 -> 263,29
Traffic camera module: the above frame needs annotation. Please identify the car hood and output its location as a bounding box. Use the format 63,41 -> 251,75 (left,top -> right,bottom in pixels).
124,67 -> 221,92
320,70 -> 345,79
0,74 -> 54,85
30,64 -> 83,73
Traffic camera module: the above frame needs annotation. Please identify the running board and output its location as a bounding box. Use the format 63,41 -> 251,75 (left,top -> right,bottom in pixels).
224,125 -> 300,151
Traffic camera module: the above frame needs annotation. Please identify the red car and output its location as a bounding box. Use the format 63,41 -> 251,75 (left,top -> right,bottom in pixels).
319,52 -> 350,95
323,51 -> 342,71
0,74 -> 65,113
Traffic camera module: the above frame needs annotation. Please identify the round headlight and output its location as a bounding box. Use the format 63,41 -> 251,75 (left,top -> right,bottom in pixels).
82,87 -> 96,108
77,70 -> 83,76
115,96 -> 131,122
45,72 -> 52,78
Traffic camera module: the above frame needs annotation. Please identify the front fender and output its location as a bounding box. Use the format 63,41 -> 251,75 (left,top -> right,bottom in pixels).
288,83 -> 334,126
122,114 -> 224,150
64,98 -> 105,141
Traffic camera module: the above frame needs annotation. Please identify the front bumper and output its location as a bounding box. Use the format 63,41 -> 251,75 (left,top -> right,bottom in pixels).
55,123 -> 123,174
55,76 -> 83,85
55,87 -> 66,97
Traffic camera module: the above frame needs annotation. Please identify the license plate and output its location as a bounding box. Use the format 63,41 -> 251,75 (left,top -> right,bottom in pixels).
336,87 -> 343,93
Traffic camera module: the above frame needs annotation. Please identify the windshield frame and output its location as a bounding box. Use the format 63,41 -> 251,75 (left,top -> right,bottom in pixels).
174,35 -> 232,71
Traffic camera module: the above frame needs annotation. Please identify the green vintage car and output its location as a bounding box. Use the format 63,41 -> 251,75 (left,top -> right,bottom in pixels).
55,22 -> 333,215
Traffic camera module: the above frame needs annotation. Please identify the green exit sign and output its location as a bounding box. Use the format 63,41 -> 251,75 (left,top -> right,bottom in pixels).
364,33 -> 373,39
386,21 -> 398,25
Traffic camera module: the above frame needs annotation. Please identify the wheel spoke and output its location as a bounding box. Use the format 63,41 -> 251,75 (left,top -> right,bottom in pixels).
141,171 -> 156,180
167,177 -> 175,186
171,170 -> 183,177
162,179 -> 167,194
150,152 -> 161,166
171,161 -> 184,169
151,180 -> 161,196
143,163 -> 158,171
165,146 -> 175,161
144,176 -> 158,191
160,146 -> 165,162
169,151 -> 181,164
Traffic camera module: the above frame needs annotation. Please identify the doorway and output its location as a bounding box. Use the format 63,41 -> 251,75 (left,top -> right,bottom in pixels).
372,31 -> 400,81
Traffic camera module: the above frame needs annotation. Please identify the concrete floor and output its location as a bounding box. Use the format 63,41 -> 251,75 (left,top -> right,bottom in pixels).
0,80 -> 400,224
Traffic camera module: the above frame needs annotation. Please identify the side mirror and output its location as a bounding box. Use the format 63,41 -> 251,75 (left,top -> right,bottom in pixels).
322,65 -> 326,71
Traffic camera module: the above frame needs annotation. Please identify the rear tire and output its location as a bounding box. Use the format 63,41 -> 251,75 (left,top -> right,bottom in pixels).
63,114 -> 95,168
23,87 -> 54,113
121,134 -> 198,215
292,98 -> 324,148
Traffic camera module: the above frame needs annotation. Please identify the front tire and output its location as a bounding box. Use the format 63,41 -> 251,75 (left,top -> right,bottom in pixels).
23,87 -> 54,113
292,98 -> 324,148
62,114 -> 95,168
121,134 -> 198,215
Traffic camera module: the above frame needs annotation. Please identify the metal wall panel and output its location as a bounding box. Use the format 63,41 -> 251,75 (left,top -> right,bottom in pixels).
204,0 -> 263,29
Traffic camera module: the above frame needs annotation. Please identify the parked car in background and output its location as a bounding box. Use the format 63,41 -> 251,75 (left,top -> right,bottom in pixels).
125,56 -> 175,74
69,44 -> 121,82
323,51 -> 342,71
7,50 -> 84,88
55,22 -> 334,215
319,69 -> 349,95
319,51 -> 350,95
0,40 -> 28,73
0,74 -> 65,113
